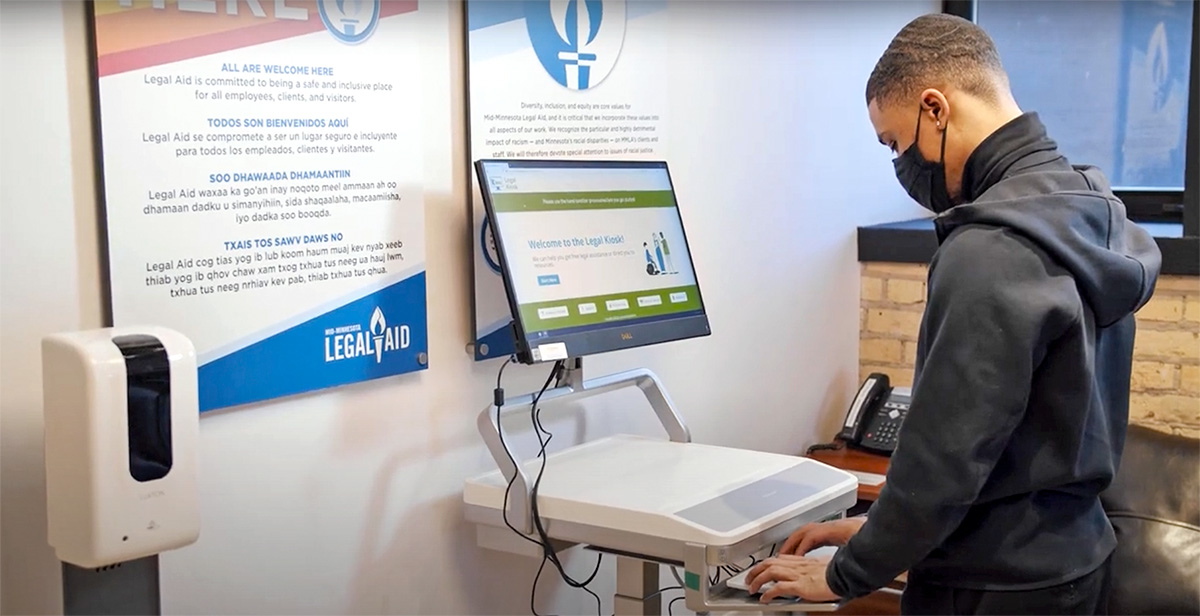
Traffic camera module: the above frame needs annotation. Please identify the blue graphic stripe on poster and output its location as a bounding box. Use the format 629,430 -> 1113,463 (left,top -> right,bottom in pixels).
475,321 -> 516,360
198,272 -> 428,412
198,264 -> 426,366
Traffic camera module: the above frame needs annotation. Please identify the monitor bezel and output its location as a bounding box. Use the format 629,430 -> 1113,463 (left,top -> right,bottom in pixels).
475,158 -> 712,364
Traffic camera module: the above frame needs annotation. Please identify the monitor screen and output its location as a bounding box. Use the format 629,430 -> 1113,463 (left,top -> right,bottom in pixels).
476,159 -> 710,364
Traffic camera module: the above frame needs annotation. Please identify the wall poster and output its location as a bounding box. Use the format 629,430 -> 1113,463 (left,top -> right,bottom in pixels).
91,0 -> 428,412
466,0 -> 671,360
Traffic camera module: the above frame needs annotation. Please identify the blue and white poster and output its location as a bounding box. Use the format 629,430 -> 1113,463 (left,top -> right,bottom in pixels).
1115,0 -> 1193,189
92,0 -> 428,412
467,0 -> 671,360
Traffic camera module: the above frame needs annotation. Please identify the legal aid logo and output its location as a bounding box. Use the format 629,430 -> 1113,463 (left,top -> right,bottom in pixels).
324,306 -> 410,364
526,0 -> 627,91
318,0 -> 381,44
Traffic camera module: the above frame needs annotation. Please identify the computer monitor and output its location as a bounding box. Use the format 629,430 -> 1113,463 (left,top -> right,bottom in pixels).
476,159 -> 711,364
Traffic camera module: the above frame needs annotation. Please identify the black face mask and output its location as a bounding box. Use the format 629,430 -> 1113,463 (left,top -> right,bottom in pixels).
893,109 -> 953,214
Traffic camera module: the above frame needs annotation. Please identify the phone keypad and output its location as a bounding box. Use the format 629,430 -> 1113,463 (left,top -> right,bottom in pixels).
866,401 -> 909,446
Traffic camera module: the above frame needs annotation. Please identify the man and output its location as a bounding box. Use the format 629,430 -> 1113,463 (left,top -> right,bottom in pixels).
746,12 -> 1161,615
659,232 -> 675,273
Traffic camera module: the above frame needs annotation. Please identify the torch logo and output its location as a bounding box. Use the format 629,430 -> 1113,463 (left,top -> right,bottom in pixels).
318,0 -> 381,44
369,306 -> 387,363
526,0 -> 627,91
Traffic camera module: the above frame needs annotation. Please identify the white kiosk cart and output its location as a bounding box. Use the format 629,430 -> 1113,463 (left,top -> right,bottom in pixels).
464,160 -> 859,615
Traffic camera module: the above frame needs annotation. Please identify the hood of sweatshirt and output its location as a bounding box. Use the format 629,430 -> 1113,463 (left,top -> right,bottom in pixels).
934,112 -> 1162,327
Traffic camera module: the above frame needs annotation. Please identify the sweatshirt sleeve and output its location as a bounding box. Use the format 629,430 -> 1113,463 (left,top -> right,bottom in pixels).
826,229 -> 1077,599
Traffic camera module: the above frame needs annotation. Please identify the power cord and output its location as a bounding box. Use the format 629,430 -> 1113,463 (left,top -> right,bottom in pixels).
805,441 -> 845,455
660,575 -> 686,616
655,585 -> 683,616
671,566 -> 686,588
528,360 -> 603,615
711,555 -> 759,586
494,356 -> 546,549
667,555 -> 766,614
494,357 -> 603,616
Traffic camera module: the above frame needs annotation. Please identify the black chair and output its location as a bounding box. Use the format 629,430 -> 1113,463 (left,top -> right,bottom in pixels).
1099,424 -> 1200,615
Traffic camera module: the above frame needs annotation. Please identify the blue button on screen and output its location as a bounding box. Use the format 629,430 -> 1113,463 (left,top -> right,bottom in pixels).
537,274 -> 560,286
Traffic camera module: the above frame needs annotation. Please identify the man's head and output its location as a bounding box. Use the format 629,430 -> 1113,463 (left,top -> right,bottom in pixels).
866,13 -> 1022,210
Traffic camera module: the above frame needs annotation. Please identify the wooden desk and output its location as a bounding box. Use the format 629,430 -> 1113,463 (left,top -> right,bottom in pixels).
803,443 -> 900,615
806,445 -> 890,501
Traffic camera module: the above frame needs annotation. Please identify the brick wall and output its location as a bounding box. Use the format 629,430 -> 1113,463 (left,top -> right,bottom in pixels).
859,262 -> 1200,438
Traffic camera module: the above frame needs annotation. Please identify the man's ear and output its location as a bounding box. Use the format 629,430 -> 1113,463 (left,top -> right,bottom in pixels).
920,88 -> 950,129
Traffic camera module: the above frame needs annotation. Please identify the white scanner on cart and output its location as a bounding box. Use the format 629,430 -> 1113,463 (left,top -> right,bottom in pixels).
465,433 -> 856,556
462,366 -> 858,614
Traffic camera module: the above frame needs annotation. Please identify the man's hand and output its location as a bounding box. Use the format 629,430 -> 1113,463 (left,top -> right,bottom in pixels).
778,517 -> 866,555
744,555 -> 839,604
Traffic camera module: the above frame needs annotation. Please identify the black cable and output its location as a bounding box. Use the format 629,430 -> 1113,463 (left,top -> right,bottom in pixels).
527,360 -> 605,616
668,595 -> 685,616
648,586 -> 682,616
805,441 -> 845,455
496,359 -> 603,616
497,354 -> 514,390
721,556 -> 756,576
530,550 -> 602,616
494,356 -> 547,549
710,554 -> 759,588
530,554 -> 547,616
495,357 -> 576,616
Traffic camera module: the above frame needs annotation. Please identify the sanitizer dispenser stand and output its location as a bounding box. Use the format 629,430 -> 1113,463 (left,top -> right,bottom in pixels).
42,326 -> 201,615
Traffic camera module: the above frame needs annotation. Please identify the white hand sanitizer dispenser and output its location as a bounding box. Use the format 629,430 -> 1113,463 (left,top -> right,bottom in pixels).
42,326 -> 200,568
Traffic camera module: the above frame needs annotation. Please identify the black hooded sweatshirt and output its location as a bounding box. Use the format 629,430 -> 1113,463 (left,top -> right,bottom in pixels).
826,112 -> 1162,597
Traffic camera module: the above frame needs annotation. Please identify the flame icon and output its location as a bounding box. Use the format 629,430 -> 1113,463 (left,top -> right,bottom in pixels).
551,0 -> 603,89
370,306 -> 386,363
370,306 -> 386,336
1147,22 -> 1169,110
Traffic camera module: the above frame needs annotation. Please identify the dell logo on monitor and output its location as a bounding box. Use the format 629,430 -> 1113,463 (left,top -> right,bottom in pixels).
620,332 -> 633,340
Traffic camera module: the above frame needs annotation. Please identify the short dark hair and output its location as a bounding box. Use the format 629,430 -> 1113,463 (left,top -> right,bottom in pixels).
866,13 -> 1007,108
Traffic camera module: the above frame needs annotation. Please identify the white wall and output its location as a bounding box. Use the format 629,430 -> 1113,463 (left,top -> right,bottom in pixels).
0,1 -> 932,614
1,1 -> 106,613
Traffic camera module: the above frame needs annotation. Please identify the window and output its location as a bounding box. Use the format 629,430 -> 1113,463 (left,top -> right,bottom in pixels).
961,0 -> 1196,223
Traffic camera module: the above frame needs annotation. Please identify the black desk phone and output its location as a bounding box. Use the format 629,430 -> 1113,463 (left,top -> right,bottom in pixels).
837,373 -> 911,455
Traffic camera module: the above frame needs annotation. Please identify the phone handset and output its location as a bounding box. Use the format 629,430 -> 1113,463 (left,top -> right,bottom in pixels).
838,372 -> 890,443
